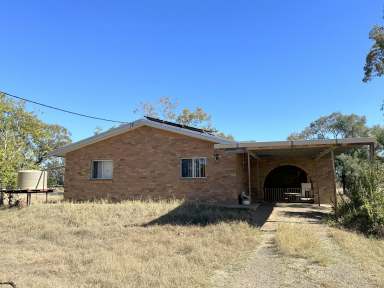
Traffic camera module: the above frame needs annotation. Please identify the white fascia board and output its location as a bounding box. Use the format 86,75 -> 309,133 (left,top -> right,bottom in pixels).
238,141 -> 291,149
214,137 -> 377,150
50,118 -> 233,157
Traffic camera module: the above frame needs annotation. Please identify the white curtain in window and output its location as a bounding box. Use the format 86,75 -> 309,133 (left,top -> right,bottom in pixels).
102,161 -> 113,179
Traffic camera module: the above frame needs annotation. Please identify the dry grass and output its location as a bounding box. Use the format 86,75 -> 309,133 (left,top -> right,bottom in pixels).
329,228 -> 384,286
275,223 -> 331,265
276,222 -> 384,286
0,199 -> 261,288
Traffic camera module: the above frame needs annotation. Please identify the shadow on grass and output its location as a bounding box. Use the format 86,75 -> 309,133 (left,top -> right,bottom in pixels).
143,203 -> 274,227
264,202 -> 332,224
281,210 -> 330,222
276,204 -> 331,224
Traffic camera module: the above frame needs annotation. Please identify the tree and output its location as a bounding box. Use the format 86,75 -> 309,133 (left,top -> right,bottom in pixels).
135,97 -> 211,128
134,97 -> 234,140
369,125 -> 384,156
288,112 -> 384,155
176,107 -> 212,128
45,157 -> 65,186
288,112 -> 368,140
0,93 -> 71,187
33,124 -> 71,164
363,25 -> 384,82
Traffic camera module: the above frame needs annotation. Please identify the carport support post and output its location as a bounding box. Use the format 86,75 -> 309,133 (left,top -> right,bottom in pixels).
330,149 -> 338,217
256,158 -> 260,199
247,151 -> 252,202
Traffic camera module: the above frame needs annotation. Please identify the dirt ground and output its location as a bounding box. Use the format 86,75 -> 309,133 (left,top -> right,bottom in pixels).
212,203 -> 381,288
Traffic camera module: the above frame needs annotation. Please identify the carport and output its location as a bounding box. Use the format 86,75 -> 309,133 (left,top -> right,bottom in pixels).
215,137 -> 376,206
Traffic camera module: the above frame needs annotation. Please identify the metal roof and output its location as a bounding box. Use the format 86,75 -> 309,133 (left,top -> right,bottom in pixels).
50,117 -> 234,157
214,137 -> 377,158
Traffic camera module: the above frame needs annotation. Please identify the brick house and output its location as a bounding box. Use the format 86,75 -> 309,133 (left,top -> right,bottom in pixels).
51,117 -> 376,204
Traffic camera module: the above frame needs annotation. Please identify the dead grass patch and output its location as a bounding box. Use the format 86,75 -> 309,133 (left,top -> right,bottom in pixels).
275,223 -> 331,265
0,200 -> 261,288
329,228 -> 384,286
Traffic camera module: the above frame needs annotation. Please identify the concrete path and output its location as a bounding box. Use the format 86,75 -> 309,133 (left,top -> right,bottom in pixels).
212,203 -> 378,288
259,203 -> 331,231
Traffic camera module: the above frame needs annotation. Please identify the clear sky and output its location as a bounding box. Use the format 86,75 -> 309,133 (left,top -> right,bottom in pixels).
1,0 -> 384,141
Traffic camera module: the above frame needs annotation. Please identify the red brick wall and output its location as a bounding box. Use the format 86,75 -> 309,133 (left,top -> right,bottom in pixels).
64,126 -> 246,203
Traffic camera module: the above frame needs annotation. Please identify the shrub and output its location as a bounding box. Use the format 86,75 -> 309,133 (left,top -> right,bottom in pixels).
337,161 -> 384,236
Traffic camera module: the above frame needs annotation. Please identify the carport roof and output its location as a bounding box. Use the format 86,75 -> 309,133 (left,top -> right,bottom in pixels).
214,137 -> 377,158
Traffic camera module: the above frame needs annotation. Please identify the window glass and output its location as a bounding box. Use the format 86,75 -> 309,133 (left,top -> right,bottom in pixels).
199,158 -> 206,177
92,161 -> 103,178
181,159 -> 193,177
102,161 -> 113,179
181,158 -> 206,178
194,158 -> 200,177
92,160 -> 113,179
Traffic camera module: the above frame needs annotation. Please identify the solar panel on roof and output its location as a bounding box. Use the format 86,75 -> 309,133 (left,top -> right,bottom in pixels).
144,116 -> 215,135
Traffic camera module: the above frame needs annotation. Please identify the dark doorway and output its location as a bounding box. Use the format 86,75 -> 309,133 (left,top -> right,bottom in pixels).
264,165 -> 310,202
264,165 -> 307,188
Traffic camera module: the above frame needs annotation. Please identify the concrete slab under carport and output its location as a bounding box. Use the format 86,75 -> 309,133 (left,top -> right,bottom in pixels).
258,202 -> 332,231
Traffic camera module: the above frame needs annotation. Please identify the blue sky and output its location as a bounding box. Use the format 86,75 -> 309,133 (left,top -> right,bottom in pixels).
1,0 -> 384,141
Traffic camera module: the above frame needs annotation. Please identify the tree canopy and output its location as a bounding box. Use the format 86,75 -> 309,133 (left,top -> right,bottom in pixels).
288,112 -> 369,140
134,97 -> 233,140
363,25 -> 384,82
0,93 -> 71,187
288,112 -> 384,155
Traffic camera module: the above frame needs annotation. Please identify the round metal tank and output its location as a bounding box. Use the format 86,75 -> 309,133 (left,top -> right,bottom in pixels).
17,170 -> 48,190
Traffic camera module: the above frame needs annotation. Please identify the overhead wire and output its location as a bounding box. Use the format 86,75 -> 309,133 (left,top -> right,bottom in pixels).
0,90 -> 128,124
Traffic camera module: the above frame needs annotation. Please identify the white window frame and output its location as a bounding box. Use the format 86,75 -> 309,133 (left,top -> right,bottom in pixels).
180,157 -> 207,178
91,160 -> 113,180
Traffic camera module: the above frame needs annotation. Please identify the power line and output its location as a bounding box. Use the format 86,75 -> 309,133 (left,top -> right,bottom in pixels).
0,90 -> 128,124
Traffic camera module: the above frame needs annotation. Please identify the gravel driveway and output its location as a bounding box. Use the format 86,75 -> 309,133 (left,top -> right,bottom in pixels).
212,203 -> 379,288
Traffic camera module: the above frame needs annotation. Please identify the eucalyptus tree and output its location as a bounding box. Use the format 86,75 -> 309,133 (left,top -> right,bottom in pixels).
0,93 -> 71,187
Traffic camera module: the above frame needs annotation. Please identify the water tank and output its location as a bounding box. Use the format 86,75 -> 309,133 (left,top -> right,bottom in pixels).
17,170 -> 48,190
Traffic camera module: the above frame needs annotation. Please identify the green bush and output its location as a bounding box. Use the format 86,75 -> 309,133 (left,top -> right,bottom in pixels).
338,161 -> 384,236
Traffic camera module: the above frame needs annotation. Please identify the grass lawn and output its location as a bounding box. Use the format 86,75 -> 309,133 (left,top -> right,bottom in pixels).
275,222 -> 384,287
0,199 -> 261,288
275,223 -> 332,266
329,228 -> 384,287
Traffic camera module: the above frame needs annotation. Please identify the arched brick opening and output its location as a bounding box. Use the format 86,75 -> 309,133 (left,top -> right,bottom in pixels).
263,165 -> 311,202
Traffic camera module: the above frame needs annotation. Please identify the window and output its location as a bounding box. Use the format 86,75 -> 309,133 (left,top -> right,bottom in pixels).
181,158 -> 206,178
91,160 -> 113,179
